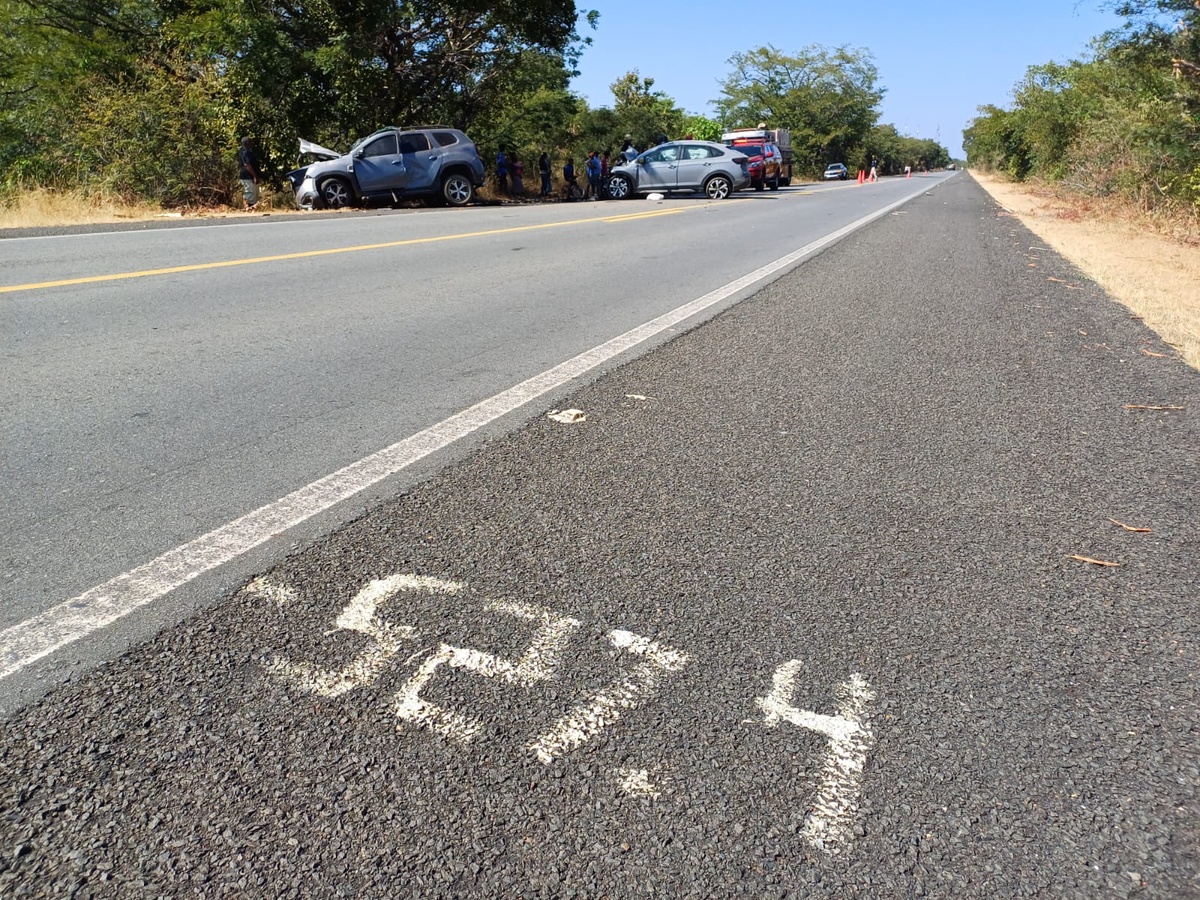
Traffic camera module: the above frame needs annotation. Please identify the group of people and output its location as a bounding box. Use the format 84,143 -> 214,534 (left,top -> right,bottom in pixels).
494,137 -> 648,202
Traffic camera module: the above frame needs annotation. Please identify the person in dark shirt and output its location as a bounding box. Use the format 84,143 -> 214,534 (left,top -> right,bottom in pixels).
562,158 -> 578,199
237,137 -> 261,210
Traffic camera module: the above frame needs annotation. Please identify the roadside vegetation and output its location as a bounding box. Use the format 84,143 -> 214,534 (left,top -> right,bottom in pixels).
964,0 -> 1200,242
0,0 -> 948,221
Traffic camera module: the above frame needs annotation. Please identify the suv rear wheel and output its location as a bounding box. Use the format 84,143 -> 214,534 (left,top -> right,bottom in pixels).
704,175 -> 733,200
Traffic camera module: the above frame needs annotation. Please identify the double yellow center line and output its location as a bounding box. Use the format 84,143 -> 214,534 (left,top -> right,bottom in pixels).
1,206 -> 689,295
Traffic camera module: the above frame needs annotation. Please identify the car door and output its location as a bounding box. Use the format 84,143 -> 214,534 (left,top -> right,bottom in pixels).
636,144 -> 680,191
353,132 -> 405,195
674,144 -> 720,191
397,132 -> 436,193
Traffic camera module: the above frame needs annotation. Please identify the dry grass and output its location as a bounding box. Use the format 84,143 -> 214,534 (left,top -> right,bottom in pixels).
0,185 -> 293,229
972,170 -> 1200,370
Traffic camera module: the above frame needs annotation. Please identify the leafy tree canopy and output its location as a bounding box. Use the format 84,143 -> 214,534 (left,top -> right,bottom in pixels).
713,44 -> 884,170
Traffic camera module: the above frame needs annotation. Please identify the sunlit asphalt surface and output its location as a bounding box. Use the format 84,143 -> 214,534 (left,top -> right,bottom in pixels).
1,177 -> 1196,898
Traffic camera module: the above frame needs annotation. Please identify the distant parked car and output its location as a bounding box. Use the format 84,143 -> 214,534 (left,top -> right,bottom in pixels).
605,141 -> 751,200
823,163 -> 850,181
288,127 -> 485,209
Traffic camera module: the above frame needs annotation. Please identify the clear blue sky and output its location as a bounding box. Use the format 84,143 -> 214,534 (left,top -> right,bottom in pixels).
568,1 -> 1127,158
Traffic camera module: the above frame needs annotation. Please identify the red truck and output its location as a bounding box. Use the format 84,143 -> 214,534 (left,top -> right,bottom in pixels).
721,127 -> 794,188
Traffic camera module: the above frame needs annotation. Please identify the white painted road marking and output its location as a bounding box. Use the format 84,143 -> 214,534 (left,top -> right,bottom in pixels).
757,660 -> 875,854
392,599 -> 581,743
0,182 -> 941,680
257,572 -> 882,849
266,575 -> 462,698
529,629 -> 689,764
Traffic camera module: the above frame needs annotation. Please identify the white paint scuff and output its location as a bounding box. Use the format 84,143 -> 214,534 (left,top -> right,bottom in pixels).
757,659 -> 875,854
243,576 -> 299,609
615,767 -> 662,800
529,629 -> 688,764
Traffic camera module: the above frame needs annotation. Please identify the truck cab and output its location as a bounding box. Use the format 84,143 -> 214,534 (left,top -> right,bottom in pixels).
722,127 -> 793,187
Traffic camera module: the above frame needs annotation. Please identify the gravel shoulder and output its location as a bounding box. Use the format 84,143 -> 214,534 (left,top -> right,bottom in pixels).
0,175 -> 1196,898
971,170 -> 1199,369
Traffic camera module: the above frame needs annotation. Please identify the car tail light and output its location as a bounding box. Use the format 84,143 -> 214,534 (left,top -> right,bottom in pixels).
732,156 -> 748,164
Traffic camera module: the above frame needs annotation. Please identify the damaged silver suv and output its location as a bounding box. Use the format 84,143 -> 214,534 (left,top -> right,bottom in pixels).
289,127 -> 485,209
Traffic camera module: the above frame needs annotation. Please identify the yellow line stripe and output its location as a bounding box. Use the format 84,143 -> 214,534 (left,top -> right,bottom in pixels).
0,208 -> 683,295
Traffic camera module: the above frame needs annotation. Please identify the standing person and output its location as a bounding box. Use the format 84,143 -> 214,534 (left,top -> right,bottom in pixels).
496,147 -> 508,195
584,150 -> 601,200
237,137 -> 261,210
511,155 -> 525,197
621,139 -> 638,163
562,158 -> 577,199
538,152 -> 551,197
868,158 -> 878,182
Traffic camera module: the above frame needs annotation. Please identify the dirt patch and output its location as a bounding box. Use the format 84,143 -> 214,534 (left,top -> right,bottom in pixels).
972,171 -> 1199,369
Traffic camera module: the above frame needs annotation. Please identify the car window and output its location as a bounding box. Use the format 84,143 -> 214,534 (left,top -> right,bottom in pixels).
683,145 -> 719,160
732,144 -> 765,157
432,131 -> 459,147
643,145 -> 679,163
398,133 -> 431,154
361,133 -> 398,158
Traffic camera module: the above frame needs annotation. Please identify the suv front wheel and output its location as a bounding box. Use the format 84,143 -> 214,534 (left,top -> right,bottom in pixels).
319,176 -> 354,209
607,174 -> 634,200
441,172 -> 474,206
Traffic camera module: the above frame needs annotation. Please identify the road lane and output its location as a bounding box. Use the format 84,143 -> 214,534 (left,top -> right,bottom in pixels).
2,178 -> 946,702
0,175 -> 1194,897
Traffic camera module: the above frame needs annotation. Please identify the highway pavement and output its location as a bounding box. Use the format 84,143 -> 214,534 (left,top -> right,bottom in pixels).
1,175 -> 929,708
0,175 -> 1197,897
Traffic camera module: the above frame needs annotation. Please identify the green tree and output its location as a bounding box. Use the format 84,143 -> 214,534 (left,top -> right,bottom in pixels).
0,0 -> 597,205
714,44 -> 884,173
608,69 -> 686,148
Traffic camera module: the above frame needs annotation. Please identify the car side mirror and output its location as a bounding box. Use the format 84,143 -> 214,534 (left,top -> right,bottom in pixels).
353,148 -> 365,159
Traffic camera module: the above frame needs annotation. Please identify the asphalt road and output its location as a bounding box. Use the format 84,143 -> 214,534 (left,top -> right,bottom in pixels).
1,175 -> 1197,897
2,176 -> 931,709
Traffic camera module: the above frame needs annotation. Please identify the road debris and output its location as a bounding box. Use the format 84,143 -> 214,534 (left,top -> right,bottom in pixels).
1108,518 -> 1151,533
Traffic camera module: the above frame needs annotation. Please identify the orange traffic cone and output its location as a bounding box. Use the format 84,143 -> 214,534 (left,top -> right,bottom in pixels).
857,169 -> 865,185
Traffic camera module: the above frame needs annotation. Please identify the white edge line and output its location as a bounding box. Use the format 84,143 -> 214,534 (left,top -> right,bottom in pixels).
0,183 -> 936,679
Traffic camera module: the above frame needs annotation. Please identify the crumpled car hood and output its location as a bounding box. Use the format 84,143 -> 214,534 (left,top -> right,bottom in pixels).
298,138 -> 341,160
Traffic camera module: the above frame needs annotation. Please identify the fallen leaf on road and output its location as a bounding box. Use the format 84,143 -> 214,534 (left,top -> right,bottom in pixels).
1123,404 -> 1184,411
1048,276 -> 1067,283
1140,348 -> 1167,358
1069,555 -> 1120,567
625,394 -> 656,401
548,409 -> 586,424
1108,517 -> 1151,533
